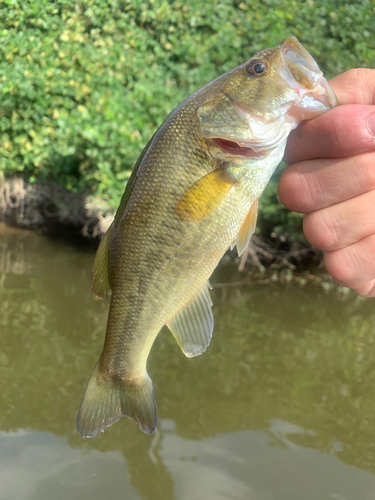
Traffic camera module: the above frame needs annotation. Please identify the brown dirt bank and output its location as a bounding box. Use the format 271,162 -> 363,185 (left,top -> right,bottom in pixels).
0,177 -> 113,240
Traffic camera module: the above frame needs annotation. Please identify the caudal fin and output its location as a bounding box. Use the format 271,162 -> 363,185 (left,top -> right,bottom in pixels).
76,363 -> 157,438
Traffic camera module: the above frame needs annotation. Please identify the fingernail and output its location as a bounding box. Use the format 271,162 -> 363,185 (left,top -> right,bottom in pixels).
366,113 -> 375,137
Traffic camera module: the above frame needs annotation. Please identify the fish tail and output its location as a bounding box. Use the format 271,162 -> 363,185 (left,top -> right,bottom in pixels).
76,362 -> 157,438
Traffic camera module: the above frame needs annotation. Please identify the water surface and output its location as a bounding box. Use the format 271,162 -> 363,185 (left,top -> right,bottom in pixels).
1,223 -> 375,500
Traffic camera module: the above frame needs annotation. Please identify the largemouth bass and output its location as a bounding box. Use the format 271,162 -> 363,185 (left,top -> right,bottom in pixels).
77,37 -> 337,438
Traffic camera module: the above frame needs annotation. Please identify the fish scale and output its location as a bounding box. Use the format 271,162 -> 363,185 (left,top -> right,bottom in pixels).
77,37 -> 338,438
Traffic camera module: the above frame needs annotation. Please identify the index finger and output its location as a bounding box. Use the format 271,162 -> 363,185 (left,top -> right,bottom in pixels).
331,68 -> 375,105
284,69 -> 375,164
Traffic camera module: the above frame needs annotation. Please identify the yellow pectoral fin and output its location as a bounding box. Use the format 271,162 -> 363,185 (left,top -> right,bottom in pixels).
91,222 -> 113,299
174,168 -> 237,221
235,199 -> 259,256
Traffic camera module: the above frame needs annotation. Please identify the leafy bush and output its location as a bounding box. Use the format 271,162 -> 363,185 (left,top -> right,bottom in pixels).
0,0 -> 374,237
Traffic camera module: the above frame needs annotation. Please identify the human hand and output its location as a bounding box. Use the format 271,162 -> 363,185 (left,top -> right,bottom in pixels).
278,69 -> 375,296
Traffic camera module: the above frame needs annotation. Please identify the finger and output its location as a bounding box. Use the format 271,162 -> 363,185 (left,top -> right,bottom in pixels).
352,278 -> 375,298
330,68 -> 375,106
278,151 -> 375,213
324,234 -> 375,290
284,68 -> 375,164
284,104 -> 375,164
303,190 -> 375,252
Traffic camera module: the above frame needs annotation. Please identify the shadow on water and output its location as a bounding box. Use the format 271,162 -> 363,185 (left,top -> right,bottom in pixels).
1,223 -> 375,499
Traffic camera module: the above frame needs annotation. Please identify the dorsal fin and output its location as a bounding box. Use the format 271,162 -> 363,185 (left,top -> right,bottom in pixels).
234,199 -> 259,256
167,284 -> 213,357
91,223 -> 113,299
174,168 -> 237,221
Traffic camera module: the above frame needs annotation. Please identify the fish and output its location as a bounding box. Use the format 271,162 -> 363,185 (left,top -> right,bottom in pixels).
77,37 -> 338,438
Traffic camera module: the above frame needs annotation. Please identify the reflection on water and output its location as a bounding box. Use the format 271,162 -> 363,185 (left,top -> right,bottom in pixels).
159,420 -> 375,500
1,223 -> 375,499
0,431 -> 140,500
3,423 -> 375,500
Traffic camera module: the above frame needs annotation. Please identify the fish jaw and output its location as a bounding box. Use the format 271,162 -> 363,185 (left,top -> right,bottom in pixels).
279,36 -> 339,120
197,37 -> 338,160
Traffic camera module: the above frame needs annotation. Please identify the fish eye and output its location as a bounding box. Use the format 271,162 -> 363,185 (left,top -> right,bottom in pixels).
246,59 -> 268,77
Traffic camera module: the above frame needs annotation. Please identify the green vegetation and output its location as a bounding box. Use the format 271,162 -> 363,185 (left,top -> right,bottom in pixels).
0,0 -> 374,239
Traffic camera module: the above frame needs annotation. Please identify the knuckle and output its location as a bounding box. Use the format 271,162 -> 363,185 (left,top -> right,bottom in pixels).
319,106 -> 375,157
340,68 -> 375,105
367,190 -> 375,217
303,173 -> 326,212
360,152 -> 375,191
345,68 -> 365,82
279,164 -> 327,213
324,249 -> 355,286
355,281 -> 375,298
352,69 -> 375,102
278,167 -> 311,212
303,210 -> 341,251
325,235 -> 375,288
330,118 -> 349,153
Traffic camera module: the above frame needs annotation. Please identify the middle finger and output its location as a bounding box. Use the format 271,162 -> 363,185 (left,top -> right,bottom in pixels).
303,189 -> 375,252
278,151 -> 375,213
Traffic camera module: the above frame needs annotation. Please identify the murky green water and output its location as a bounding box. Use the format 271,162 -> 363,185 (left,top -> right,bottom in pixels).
1,223 -> 375,500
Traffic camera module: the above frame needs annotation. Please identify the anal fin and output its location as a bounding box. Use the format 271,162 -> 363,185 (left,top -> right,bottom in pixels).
167,283 -> 213,357
91,222 -> 113,299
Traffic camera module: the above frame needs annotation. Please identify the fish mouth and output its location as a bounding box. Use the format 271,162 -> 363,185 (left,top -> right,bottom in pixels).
209,137 -> 268,158
206,115 -> 297,160
200,103 -> 301,161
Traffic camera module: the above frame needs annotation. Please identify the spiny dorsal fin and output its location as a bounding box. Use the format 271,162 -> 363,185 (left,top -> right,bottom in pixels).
167,283 -> 213,358
234,199 -> 259,257
91,223 -> 113,299
174,168 -> 237,221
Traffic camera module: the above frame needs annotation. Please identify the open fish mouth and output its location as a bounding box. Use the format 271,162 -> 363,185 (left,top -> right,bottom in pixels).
209,137 -> 269,158
205,114 -> 299,160
201,110 -> 297,161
